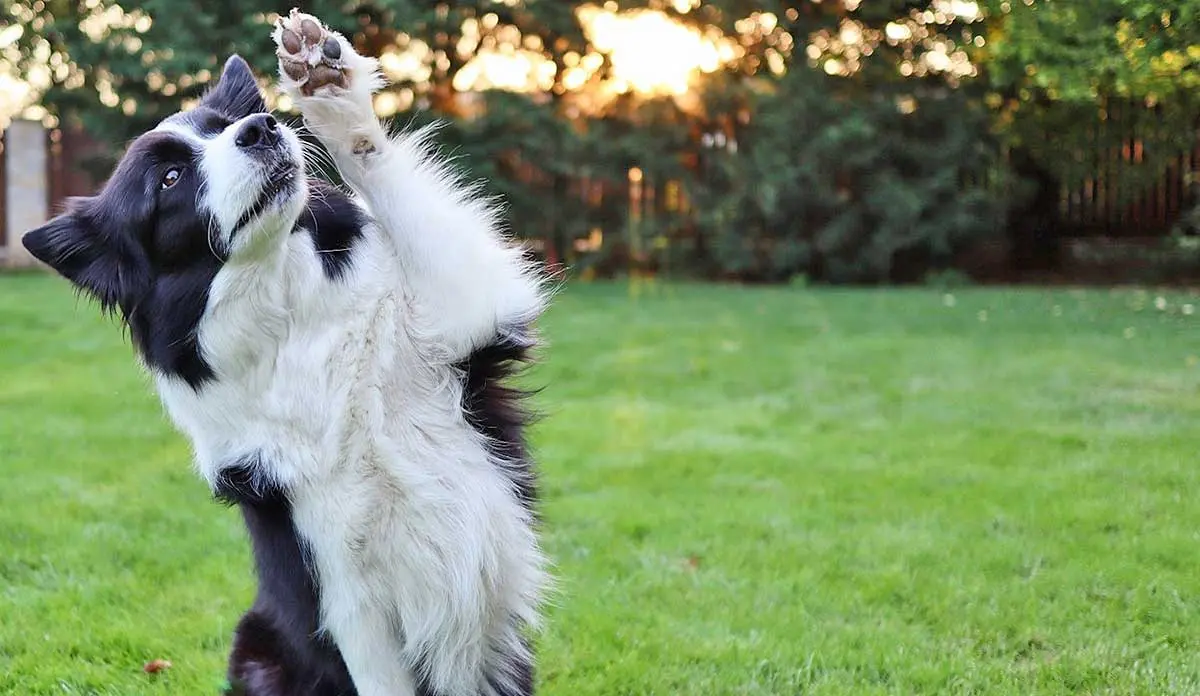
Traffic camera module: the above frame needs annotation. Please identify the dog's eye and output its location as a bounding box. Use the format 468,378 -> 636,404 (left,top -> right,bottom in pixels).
160,168 -> 181,190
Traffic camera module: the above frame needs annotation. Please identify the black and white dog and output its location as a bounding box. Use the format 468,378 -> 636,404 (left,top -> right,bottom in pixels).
23,10 -> 547,696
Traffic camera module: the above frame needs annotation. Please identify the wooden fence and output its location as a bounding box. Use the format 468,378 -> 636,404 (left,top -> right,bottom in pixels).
1051,101 -> 1199,238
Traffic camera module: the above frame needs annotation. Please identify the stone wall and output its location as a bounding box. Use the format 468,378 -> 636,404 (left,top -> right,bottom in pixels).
2,119 -> 48,269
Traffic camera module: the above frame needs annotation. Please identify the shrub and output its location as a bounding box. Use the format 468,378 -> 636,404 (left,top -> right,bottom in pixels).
687,70 -> 1009,283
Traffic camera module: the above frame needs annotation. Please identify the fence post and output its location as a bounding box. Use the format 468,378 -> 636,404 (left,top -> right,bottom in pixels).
3,119 -> 48,269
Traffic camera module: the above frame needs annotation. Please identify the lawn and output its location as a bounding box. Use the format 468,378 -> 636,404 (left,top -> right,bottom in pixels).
1,274 -> 1198,695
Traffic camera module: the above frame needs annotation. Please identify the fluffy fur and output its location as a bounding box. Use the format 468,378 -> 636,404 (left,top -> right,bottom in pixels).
23,13 -> 548,696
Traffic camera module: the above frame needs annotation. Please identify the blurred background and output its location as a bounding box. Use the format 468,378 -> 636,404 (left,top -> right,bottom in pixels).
2,0 -> 1198,285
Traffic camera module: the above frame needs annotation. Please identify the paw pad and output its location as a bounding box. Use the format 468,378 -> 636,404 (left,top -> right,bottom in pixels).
275,8 -> 348,95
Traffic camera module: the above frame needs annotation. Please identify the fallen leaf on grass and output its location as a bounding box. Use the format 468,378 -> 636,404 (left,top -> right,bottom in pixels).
143,658 -> 173,674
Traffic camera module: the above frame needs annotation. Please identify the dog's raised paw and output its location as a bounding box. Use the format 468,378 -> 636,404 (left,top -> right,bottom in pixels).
275,9 -> 347,96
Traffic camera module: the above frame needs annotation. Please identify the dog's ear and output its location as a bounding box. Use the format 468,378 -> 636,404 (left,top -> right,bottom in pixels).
22,204 -> 148,316
202,54 -> 266,119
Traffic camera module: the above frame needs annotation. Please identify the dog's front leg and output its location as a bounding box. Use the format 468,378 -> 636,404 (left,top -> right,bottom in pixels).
272,10 -> 386,178
268,20 -> 421,696
274,10 -> 543,360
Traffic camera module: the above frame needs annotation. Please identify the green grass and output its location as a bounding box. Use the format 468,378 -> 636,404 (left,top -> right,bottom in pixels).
2,275 -> 1199,695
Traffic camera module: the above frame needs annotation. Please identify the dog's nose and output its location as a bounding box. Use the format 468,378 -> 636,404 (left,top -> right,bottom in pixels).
235,114 -> 280,150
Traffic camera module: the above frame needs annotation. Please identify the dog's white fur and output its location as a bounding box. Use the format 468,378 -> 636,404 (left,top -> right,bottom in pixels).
153,27 -> 547,696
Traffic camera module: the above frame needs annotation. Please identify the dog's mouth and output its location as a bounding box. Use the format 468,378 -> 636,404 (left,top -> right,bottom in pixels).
260,161 -> 299,206
264,161 -> 298,195
230,159 -> 300,237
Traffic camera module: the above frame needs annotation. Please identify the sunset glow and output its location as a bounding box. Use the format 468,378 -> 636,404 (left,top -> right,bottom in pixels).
2,4 -> 757,125
578,5 -> 734,96
3,3 -> 991,127
382,4 -> 741,111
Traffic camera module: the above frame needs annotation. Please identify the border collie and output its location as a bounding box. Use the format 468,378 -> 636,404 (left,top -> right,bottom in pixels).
22,10 -> 548,696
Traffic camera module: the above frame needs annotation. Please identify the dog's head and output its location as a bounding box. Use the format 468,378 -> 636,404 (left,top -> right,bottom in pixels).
22,55 -> 308,386
23,55 -> 305,315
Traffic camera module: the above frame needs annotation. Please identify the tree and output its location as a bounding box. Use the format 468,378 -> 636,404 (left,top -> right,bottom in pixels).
981,0 -> 1200,173
17,0 -> 1192,284
10,0 -> 609,260
667,1 -> 1004,281
974,0 -> 1200,268
10,1 -> 593,140
686,61 -> 1004,283
984,0 -> 1200,104
12,0 -> 353,141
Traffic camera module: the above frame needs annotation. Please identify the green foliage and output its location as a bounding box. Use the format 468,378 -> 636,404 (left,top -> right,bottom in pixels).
982,0 -> 1200,192
985,0 -> 1200,103
9,0 -> 1200,283
14,0 -> 591,138
19,0 -> 352,140
13,0 -> 612,263
688,70 -> 1006,282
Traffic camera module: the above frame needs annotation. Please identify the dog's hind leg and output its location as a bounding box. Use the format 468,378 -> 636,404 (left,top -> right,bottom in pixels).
274,10 -> 544,361
226,609 -> 357,696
